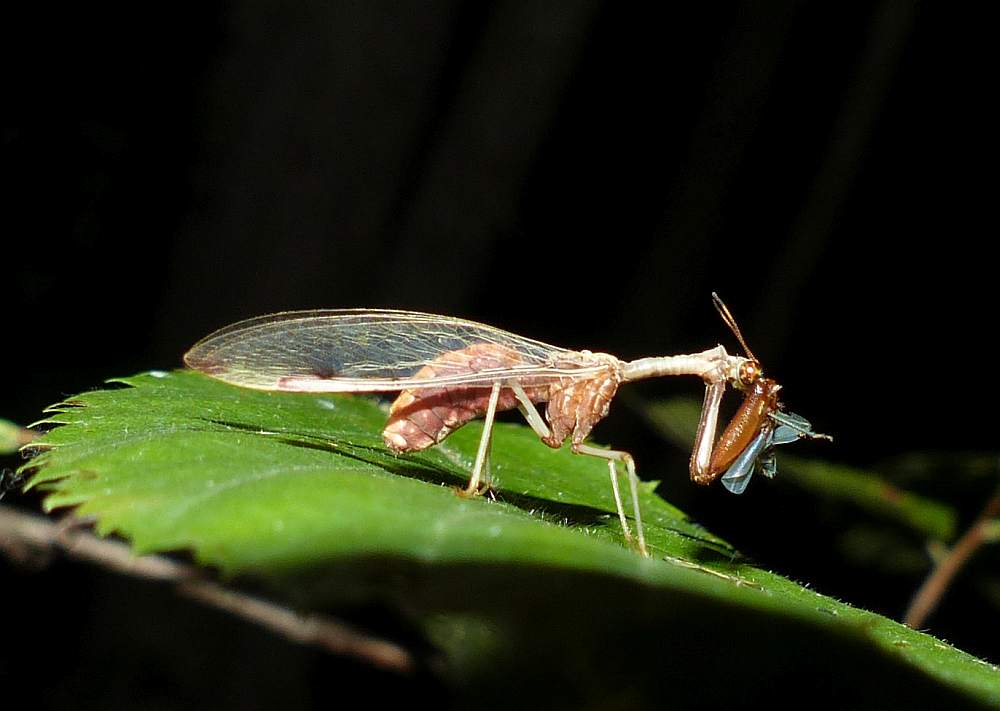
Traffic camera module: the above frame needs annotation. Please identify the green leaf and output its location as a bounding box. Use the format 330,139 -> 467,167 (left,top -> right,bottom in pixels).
26,371 -> 727,569
21,371 -> 1000,708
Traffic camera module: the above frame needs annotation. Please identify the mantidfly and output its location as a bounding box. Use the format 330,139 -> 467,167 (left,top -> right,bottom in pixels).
184,296 -> 828,556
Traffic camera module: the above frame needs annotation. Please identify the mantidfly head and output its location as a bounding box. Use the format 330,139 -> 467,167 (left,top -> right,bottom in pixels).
711,292 -> 766,391
707,293 -> 831,494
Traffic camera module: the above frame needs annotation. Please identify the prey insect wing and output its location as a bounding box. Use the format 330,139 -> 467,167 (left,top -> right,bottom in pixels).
720,409 -> 830,494
184,309 -> 609,392
769,410 -> 828,444
720,426 -> 772,495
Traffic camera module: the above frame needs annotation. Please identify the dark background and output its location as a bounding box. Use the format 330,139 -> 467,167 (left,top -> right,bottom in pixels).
2,2 -> 995,707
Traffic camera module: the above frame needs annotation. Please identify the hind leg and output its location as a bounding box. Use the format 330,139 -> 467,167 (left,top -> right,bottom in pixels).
509,383 -> 648,557
463,381 -> 502,495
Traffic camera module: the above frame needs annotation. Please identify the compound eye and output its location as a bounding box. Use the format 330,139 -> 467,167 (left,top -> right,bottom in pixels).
739,360 -> 762,386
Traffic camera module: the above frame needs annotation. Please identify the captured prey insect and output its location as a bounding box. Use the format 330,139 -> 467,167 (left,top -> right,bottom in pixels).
689,295 -> 832,496
183,300 -> 825,556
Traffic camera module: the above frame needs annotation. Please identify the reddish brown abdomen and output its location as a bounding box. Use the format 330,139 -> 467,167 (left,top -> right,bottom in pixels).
382,344 -> 546,453
542,370 -> 620,448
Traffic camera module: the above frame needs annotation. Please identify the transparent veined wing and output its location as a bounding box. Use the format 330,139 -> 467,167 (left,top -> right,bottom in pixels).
184,310 -> 610,392
719,409 -> 832,494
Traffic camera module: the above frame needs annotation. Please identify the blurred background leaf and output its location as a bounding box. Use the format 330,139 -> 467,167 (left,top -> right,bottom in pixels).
640,395 -> 1000,629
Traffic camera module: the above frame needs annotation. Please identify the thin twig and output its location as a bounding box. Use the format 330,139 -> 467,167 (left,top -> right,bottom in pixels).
1,419 -> 38,454
0,505 -> 415,673
904,485 -> 1000,629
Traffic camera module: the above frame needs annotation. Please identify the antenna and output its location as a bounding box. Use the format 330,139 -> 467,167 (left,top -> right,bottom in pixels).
711,292 -> 757,363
